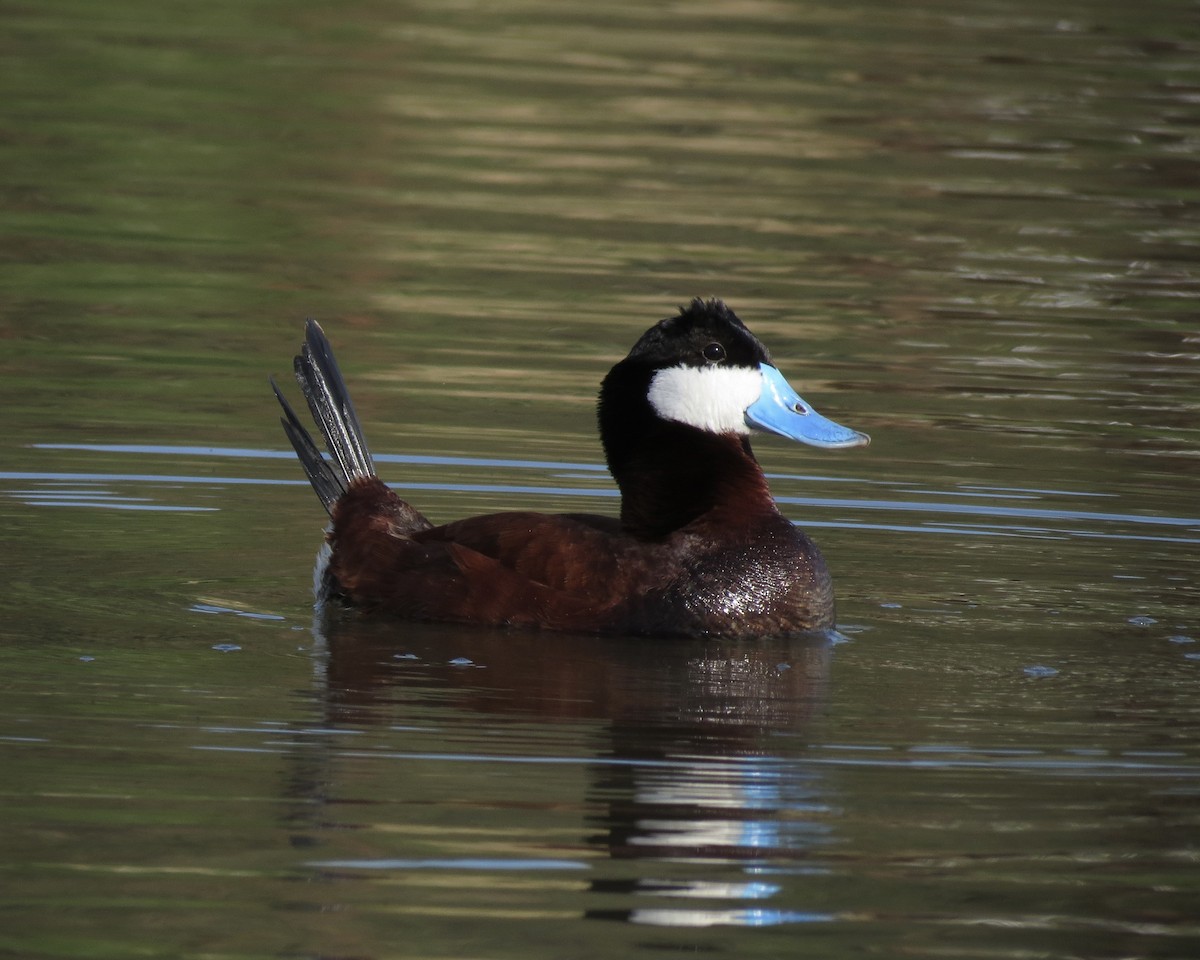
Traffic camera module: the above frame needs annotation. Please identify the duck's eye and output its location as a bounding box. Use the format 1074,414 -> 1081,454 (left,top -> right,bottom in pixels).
702,342 -> 725,364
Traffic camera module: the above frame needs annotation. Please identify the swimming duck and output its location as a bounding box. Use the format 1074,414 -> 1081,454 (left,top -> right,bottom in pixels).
272,298 -> 868,638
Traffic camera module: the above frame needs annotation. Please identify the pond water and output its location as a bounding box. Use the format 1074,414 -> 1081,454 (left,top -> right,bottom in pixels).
3,1 -> 1198,958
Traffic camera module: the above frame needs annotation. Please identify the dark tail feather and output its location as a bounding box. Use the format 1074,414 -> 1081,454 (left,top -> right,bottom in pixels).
273,319 -> 376,515
270,376 -> 345,515
294,319 -> 376,484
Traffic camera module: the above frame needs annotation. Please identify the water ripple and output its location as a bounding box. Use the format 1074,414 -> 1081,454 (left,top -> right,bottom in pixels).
8,443 -> 1198,544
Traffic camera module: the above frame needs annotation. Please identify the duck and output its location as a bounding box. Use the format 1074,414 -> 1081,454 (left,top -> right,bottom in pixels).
271,298 -> 868,639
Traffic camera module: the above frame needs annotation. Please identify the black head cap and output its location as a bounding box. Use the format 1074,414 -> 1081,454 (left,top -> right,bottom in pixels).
622,298 -> 773,371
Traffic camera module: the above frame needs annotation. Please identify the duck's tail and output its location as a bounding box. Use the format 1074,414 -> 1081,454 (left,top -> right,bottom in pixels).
271,318 -> 375,516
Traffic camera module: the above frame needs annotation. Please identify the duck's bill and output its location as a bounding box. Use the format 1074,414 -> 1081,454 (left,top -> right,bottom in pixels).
746,363 -> 870,449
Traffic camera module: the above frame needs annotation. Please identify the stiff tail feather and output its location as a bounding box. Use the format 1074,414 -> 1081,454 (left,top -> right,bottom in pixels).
272,318 -> 376,515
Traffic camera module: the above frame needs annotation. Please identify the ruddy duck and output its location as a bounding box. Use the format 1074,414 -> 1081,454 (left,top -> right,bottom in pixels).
272,298 -> 868,638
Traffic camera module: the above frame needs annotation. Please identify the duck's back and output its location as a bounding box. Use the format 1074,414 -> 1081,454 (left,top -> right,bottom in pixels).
323,477 -> 834,637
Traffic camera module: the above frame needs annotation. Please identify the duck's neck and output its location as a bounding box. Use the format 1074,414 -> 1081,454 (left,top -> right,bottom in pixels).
606,422 -> 779,540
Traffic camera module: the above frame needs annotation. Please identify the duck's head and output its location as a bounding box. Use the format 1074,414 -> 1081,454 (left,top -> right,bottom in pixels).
600,298 -> 869,458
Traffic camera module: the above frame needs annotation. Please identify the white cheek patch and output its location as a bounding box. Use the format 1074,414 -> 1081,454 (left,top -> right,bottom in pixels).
647,364 -> 764,435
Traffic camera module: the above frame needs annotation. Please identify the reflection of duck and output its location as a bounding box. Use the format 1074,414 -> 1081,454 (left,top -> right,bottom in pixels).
300,616 -> 838,929
311,616 -> 833,728
272,298 -> 868,637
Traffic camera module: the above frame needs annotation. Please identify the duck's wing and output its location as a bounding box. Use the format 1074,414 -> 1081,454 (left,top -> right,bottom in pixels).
326,482 -> 643,630
421,511 -> 629,592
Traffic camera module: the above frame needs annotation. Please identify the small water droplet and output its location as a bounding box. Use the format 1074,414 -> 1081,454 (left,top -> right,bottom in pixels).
880,601 -> 902,609
448,657 -> 473,666
1023,664 -> 1059,678
1127,615 -> 1157,627
775,662 -> 792,672
393,653 -> 419,660
78,656 -> 96,663
1168,635 -> 1194,644
212,643 -> 241,653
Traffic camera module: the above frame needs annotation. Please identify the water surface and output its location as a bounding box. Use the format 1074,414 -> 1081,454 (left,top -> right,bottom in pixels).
2,1 -> 1198,958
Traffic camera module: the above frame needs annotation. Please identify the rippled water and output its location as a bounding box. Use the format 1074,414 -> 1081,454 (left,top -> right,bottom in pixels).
3,1 -> 1199,958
